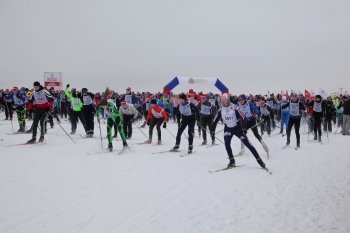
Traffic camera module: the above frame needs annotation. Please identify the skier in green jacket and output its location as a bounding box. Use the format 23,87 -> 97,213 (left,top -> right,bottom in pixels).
95,87 -> 128,151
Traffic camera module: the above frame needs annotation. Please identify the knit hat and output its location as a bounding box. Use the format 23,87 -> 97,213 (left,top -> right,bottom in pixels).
189,89 -> 194,94
221,93 -> 229,100
33,81 -> 40,87
315,95 -> 322,99
82,88 -> 88,93
179,93 -> 187,100
121,100 -> 127,104
151,99 -> 157,104
238,94 -> 246,100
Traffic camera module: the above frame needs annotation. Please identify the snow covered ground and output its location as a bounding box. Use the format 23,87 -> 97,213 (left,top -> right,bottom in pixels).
1,116 -> 350,233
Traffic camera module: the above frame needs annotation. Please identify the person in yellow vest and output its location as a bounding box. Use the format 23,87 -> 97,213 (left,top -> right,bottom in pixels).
65,84 -> 87,135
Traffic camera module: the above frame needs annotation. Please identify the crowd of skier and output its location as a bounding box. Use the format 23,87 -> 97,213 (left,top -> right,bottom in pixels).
1,81 -> 349,171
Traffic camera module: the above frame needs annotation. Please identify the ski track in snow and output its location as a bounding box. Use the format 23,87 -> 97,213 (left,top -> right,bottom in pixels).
0,117 -> 349,233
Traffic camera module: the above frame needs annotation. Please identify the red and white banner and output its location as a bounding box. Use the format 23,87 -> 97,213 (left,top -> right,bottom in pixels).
44,72 -> 63,91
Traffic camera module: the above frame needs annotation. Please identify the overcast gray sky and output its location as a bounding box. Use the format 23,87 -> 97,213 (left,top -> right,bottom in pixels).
1,0 -> 349,94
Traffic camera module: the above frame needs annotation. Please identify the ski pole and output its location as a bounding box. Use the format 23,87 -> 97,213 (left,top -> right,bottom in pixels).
98,118 -> 103,150
133,121 -> 148,138
5,101 -> 14,132
302,114 -> 314,136
165,127 -> 176,139
215,128 -> 224,134
198,124 -> 224,145
53,118 -> 76,144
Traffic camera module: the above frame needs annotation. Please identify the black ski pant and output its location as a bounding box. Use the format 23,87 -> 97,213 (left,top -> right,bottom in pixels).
313,115 -> 322,137
70,110 -> 86,132
173,107 -> 179,122
176,118 -> 195,146
224,124 -> 260,160
32,108 -> 47,137
123,114 -> 134,137
4,102 -> 13,119
323,118 -> 332,132
82,105 -> 95,133
149,117 -> 163,140
260,116 -> 271,135
61,102 -> 68,118
247,118 -> 262,141
201,116 -> 214,141
286,117 -> 301,144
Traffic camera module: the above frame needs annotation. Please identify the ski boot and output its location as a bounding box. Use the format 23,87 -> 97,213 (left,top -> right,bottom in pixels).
296,142 -> 300,149
278,130 -> 283,134
18,125 -> 25,133
126,136 -> 131,140
318,136 -> 322,142
144,139 -> 152,144
313,135 -> 317,140
39,134 -> 45,142
256,158 -> 266,168
27,137 -> 36,144
227,158 -> 236,168
70,130 -> 76,135
212,139 -> 216,145
157,140 -> 162,145
89,130 -> 94,137
25,127 -> 32,134
112,133 -> 118,138
201,140 -> 207,145
188,145 -> 193,154
107,143 -> 113,152
123,141 -> 128,149
170,145 -> 180,152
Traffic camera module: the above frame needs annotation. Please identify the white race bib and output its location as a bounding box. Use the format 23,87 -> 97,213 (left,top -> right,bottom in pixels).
125,95 -> 132,104
313,101 -> 322,112
290,102 -> 300,116
179,103 -> 192,116
238,102 -> 252,118
33,91 -> 48,105
260,106 -> 269,116
221,106 -> 237,128
201,104 -> 212,115
83,95 -> 93,105
151,108 -> 163,118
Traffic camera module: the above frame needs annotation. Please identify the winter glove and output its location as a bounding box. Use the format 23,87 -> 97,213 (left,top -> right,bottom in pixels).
46,107 -> 51,113
97,117 -> 100,123
242,128 -> 247,135
147,120 -> 150,126
177,122 -> 181,128
163,122 -> 167,129
66,84 -> 70,88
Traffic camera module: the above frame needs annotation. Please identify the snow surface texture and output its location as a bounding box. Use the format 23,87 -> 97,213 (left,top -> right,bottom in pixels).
1,115 -> 350,233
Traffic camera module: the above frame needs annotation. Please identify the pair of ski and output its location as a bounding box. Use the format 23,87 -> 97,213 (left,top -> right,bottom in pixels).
5,141 -> 46,147
199,143 -> 219,148
282,145 -> 300,150
209,165 -> 272,174
151,149 -> 196,157
307,140 -> 323,145
87,146 -> 131,155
